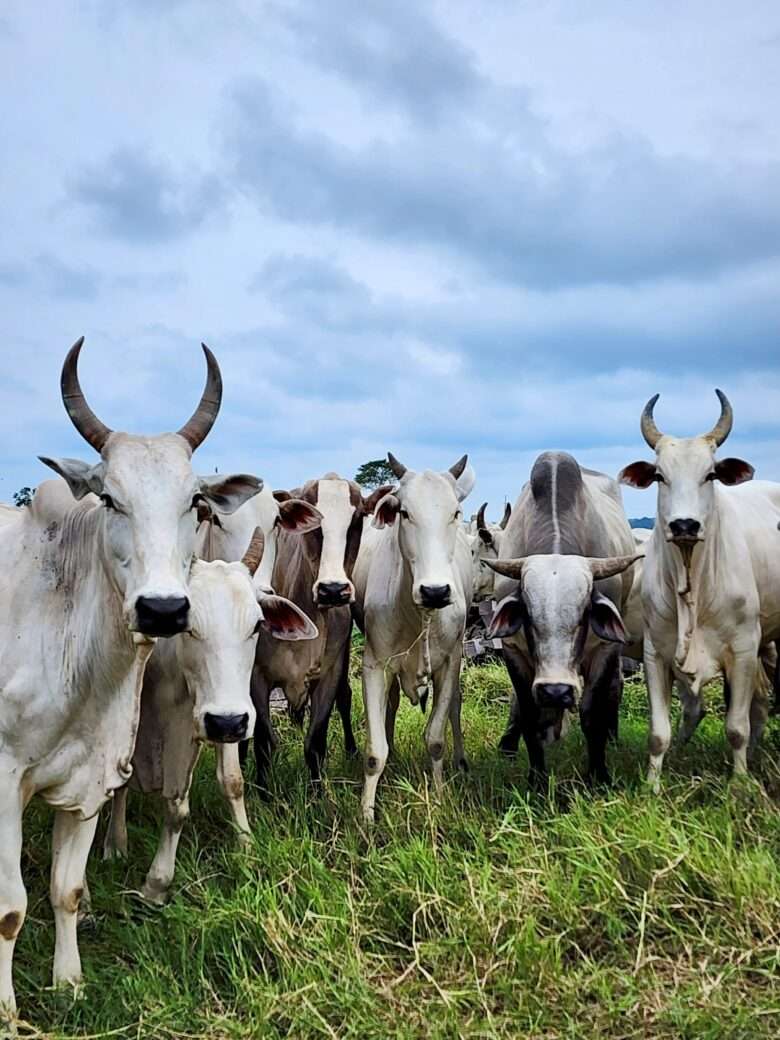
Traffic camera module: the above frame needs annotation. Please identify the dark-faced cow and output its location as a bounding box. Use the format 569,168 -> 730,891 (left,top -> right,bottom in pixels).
0,341 -> 259,1025
486,452 -> 640,788
619,391 -> 780,788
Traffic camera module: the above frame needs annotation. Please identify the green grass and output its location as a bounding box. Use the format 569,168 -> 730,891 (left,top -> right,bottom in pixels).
14,657 -> 780,1039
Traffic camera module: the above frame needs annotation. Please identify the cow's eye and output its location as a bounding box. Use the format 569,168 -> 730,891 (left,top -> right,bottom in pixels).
453,510 -> 461,522
100,494 -> 116,510
705,472 -> 718,482
191,493 -> 205,510
652,472 -> 665,484
400,509 -> 410,520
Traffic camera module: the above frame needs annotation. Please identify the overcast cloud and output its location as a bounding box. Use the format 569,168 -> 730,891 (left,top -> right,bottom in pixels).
1,0 -> 779,519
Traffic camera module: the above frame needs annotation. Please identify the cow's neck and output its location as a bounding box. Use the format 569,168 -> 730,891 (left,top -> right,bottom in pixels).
657,506 -> 722,687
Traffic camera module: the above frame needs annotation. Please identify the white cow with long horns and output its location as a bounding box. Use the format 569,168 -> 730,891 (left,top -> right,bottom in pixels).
619,390 -> 780,788
0,339 -> 260,1027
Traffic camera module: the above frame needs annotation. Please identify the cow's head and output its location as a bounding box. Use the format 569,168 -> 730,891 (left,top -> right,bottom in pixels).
618,391 -> 754,548
469,501 -> 510,602
298,474 -> 391,608
373,452 -> 476,609
486,553 -> 639,720
179,529 -> 318,743
39,338 -> 262,638
196,485 -> 322,594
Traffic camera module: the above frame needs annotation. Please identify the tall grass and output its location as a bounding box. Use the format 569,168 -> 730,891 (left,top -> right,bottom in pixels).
13,660 -> 780,1039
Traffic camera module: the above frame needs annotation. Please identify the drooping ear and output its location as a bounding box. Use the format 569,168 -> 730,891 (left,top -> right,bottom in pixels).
714,458 -> 754,486
372,492 -> 401,528
363,484 -> 396,515
452,460 -> 476,502
590,593 -> 628,643
487,594 -> 526,639
277,497 -> 323,533
198,474 -> 263,514
618,461 -> 657,489
38,456 -> 105,500
256,593 -> 319,641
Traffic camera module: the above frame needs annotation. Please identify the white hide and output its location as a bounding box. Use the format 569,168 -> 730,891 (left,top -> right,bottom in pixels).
353,460 -> 475,823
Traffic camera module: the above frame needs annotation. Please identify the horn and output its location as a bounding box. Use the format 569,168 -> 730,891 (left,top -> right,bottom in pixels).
60,337 -> 113,453
241,526 -> 265,576
476,502 -> 488,530
177,343 -> 223,452
640,393 -> 662,450
387,452 -> 407,479
484,557 -> 526,580
702,388 -> 733,447
449,454 -> 468,479
587,554 -> 642,581
500,502 -> 511,529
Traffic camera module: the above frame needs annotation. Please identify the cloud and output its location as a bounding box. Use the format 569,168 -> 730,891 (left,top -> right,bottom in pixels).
68,148 -> 226,243
0,255 -> 186,300
225,74 -> 780,290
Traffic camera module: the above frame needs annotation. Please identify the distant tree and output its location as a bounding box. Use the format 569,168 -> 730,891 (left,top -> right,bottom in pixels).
13,486 -> 33,507
355,459 -> 395,490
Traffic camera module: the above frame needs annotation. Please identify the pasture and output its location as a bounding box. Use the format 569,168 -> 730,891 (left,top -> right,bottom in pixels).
15,644 -> 780,1040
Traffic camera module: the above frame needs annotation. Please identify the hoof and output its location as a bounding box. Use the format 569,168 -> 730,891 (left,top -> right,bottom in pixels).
139,879 -> 170,907
456,757 -> 470,774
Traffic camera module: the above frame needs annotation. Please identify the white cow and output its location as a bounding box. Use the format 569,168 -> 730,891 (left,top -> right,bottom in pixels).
619,390 -> 780,788
0,339 -> 260,1026
103,529 -> 318,905
353,453 -> 475,823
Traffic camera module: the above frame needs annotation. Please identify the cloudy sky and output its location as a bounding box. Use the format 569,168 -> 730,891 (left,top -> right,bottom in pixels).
2,1 -> 779,520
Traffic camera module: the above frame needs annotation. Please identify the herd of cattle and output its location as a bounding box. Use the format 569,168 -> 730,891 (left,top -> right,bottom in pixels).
1,339 -> 780,1026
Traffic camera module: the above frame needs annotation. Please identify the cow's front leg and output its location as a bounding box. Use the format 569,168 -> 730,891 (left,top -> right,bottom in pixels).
448,674 -> 468,773
725,652 -> 759,776
361,651 -> 390,824
644,640 -> 673,792
103,785 -> 129,860
305,666 -> 341,783
250,667 -> 276,794
581,653 -> 621,786
676,679 -> 705,745
385,675 -> 400,758
425,658 -> 458,789
336,639 -> 358,758
0,788 -> 25,1026
215,744 -> 251,844
50,810 -> 99,989
141,796 -> 190,905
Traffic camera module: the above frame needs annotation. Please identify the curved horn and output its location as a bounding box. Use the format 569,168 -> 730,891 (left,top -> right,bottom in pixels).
702,388 -> 733,447
500,502 -> 511,529
640,393 -> 662,450
587,554 -> 642,581
177,343 -> 223,453
484,557 -> 527,580
449,454 -> 468,480
60,337 -> 113,453
476,502 -> 488,530
387,452 -> 407,480
241,526 -> 265,576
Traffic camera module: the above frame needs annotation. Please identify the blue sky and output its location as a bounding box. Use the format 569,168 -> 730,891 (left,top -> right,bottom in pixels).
2,0 -> 779,520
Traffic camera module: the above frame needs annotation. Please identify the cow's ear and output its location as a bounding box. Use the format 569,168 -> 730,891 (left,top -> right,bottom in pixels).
278,497 -> 323,533
38,456 -> 104,500
372,492 -> 401,528
256,594 -> 318,641
487,594 -> 526,639
590,593 -> 628,643
713,458 -> 754,486
478,527 -> 494,547
198,474 -> 263,514
618,461 -> 657,489
272,489 -> 292,502
362,484 -> 396,515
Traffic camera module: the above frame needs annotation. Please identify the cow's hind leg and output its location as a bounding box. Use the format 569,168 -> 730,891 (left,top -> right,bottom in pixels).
250,668 -> 277,794
725,652 -> 759,776
50,810 -> 99,989
103,785 -> 129,860
385,675 -> 400,758
215,743 -> 251,844
0,789 -> 26,1024
140,796 -> 190,905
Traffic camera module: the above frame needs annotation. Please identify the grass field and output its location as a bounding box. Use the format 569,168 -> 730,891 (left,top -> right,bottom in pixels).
14,649 -> 780,1039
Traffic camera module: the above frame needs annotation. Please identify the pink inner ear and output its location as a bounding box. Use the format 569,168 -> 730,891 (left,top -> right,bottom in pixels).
279,499 -> 322,533
590,597 -> 628,644
260,596 -> 315,640
618,461 -> 657,489
375,496 -> 399,527
715,458 -> 754,486
487,596 -> 525,639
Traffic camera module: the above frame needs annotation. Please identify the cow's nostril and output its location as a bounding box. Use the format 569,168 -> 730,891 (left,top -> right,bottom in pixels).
419,584 -> 451,609
535,683 -> 576,710
135,595 -> 190,637
203,712 -> 249,743
316,581 -> 350,606
669,518 -> 701,540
